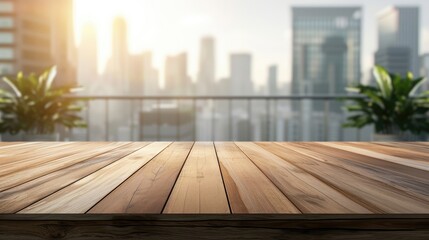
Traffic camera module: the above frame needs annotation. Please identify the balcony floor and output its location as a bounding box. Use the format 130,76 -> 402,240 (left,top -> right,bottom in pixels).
0,141 -> 428,214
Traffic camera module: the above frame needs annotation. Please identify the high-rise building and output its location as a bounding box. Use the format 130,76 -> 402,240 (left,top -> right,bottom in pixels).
230,53 -> 253,96
268,65 -> 277,96
291,7 -> 362,140
0,0 -> 76,84
104,17 -> 129,95
375,6 -> 419,76
164,53 -> 189,95
77,23 -> 98,93
141,52 -> 159,96
292,7 -> 361,95
197,36 -> 215,95
420,53 -> 429,92
128,52 -> 159,96
50,0 -> 76,87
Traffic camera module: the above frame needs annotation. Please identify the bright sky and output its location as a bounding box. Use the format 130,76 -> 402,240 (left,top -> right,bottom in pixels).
74,0 -> 429,88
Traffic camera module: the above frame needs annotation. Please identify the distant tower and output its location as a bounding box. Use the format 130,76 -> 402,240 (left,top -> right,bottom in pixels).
77,23 -> 98,93
164,53 -> 189,95
197,37 -> 215,95
0,0 -> 75,82
268,65 -> 278,96
128,52 -> 159,95
104,17 -> 129,94
375,6 -> 419,76
291,7 -> 362,141
230,53 -> 253,96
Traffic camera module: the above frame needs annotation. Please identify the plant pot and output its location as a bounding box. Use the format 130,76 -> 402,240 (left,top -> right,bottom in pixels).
374,132 -> 427,142
1,133 -> 23,142
373,133 -> 402,142
22,133 -> 60,141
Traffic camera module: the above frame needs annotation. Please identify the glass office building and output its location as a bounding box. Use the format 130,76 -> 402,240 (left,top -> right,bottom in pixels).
290,7 -> 362,141
292,7 -> 362,95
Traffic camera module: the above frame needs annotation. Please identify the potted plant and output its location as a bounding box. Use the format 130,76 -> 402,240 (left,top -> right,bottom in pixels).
0,66 -> 86,141
343,65 -> 429,141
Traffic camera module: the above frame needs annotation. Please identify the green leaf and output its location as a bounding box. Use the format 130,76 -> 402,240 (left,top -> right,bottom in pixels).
373,65 -> 392,98
2,77 -> 22,98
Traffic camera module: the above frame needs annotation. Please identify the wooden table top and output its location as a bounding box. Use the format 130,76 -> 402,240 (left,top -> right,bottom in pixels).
0,142 -> 428,214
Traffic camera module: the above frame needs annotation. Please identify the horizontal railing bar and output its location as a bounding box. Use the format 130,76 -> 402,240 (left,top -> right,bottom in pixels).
64,95 -> 365,101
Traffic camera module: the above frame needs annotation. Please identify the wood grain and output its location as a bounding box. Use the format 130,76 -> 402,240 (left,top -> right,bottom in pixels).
89,142 -> 193,213
163,142 -> 230,213
0,142 -> 428,215
0,142 -> 126,191
0,143 -> 145,213
290,142 -> 429,198
19,142 -> 170,213
237,142 -> 369,213
271,143 -> 429,213
319,142 -> 429,171
1,215 -> 428,240
215,142 -> 300,213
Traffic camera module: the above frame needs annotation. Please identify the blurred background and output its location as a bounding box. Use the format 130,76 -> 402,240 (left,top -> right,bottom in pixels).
0,0 -> 428,141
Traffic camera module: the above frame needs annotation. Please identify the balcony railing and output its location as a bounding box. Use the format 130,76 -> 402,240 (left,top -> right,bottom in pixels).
65,95 -> 373,142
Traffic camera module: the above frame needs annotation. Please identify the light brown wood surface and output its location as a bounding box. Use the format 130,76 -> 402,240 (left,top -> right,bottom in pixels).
0,142 -> 427,214
163,142 -> 230,213
89,142 -> 193,213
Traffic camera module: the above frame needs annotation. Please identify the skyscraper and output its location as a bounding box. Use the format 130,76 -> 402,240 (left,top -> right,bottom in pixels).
0,0 -> 76,83
141,52 -> 159,96
291,7 -> 362,140
292,7 -> 362,95
375,6 -> 419,76
77,23 -> 98,93
104,17 -> 129,94
197,37 -> 215,95
420,53 -> 429,92
268,65 -> 277,96
128,52 -> 159,95
164,53 -> 189,95
230,53 -> 253,96
50,0 -> 76,87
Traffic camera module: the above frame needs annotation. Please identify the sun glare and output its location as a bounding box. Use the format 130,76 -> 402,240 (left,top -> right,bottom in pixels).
74,0 -> 160,73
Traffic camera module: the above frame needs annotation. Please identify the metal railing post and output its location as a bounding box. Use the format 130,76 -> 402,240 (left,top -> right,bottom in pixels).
324,100 -> 330,141
229,99 -> 232,141
267,99 -> 270,141
193,99 -> 196,141
105,99 -> 109,141
157,99 -> 160,141
177,99 -> 180,141
248,98 -> 252,140
212,99 -> 215,141
86,100 -> 90,141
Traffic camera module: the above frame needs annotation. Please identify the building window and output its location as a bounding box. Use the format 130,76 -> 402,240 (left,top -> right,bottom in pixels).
0,63 -> 13,74
0,47 -> 14,59
0,17 -> 13,28
0,32 -> 13,44
0,2 -> 13,13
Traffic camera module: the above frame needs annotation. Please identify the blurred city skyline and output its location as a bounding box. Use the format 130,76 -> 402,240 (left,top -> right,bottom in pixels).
74,0 -> 429,88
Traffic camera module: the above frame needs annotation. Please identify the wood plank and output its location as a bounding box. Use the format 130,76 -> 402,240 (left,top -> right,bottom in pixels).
163,142 -> 230,214
0,142 -> 105,175
319,142 -> 429,171
0,142 -> 127,191
1,215 -> 429,240
349,142 -> 429,162
0,142 -> 146,213
269,143 -> 429,213
289,142 -> 429,199
89,142 -> 193,214
236,142 -> 369,213
0,142 -> 75,166
215,142 -> 300,213
19,142 -> 170,214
